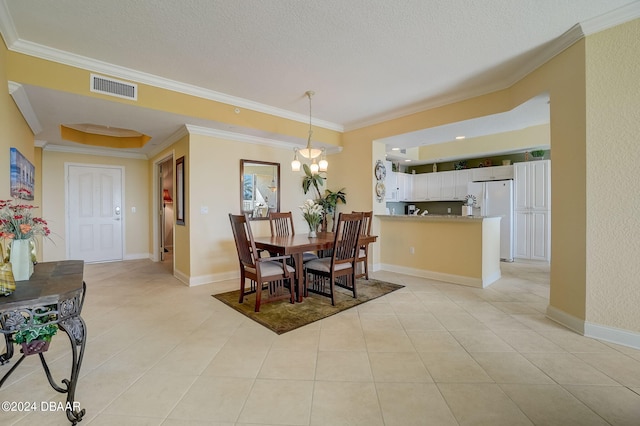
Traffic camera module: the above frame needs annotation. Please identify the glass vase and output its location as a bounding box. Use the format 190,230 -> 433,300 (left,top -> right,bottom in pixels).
308,223 -> 318,238
10,239 -> 34,281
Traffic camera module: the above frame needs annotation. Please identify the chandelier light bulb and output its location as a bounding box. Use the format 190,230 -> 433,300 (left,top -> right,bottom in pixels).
291,148 -> 301,171
310,159 -> 319,174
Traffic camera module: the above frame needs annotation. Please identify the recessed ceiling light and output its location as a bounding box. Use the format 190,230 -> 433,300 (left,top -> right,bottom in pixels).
404,159 -> 411,162
391,147 -> 400,151
456,136 -> 465,140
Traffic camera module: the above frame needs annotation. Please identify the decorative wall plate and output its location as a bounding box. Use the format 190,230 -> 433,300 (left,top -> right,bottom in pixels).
375,160 -> 386,181
375,181 -> 386,201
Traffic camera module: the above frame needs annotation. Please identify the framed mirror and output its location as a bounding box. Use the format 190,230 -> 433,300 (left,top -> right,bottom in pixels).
240,159 -> 280,220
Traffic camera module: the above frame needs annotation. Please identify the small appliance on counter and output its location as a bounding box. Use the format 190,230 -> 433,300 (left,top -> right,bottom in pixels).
405,204 -> 416,215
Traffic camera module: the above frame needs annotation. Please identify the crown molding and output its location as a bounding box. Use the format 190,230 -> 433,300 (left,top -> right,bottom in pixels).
184,124 -> 342,155
344,24 -> 585,131
0,0 -> 17,47
345,5 -> 640,132
8,81 -> 42,134
185,124 -> 296,150
2,37 -> 343,133
146,126 -> 190,159
41,143 -> 147,160
580,1 -> 640,36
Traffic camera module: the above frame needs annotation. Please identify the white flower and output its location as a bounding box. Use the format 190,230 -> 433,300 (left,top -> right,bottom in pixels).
300,199 -> 323,227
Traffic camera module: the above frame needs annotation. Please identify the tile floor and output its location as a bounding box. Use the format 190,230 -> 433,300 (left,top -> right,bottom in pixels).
1,260 -> 640,425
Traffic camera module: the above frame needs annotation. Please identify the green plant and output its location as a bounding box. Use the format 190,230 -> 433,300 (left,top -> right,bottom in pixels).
300,165 -> 347,231
301,164 -> 325,199
12,309 -> 58,344
531,150 -> 545,157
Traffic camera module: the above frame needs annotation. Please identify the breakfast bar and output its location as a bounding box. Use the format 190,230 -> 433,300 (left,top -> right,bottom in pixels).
377,215 -> 502,288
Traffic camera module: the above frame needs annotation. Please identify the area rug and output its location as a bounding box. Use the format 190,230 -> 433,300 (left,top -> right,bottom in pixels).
212,279 -> 404,334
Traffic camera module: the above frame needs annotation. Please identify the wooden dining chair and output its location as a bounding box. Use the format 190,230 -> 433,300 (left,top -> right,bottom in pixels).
268,212 -> 318,262
229,213 -> 295,312
352,211 -> 373,280
304,212 -> 363,305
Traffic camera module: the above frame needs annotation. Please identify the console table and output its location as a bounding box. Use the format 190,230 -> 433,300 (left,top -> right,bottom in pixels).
0,260 -> 86,425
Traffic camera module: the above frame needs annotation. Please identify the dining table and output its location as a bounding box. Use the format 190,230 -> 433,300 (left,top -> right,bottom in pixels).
253,231 -> 377,302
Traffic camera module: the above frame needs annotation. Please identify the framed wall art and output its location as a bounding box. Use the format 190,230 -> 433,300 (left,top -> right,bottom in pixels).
9,148 -> 35,200
175,156 -> 185,225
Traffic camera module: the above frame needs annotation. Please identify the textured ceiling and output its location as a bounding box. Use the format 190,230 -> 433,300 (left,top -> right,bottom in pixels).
1,0 -> 639,157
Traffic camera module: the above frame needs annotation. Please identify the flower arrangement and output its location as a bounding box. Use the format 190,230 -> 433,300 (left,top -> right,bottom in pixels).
299,199 -> 323,233
0,189 -> 51,241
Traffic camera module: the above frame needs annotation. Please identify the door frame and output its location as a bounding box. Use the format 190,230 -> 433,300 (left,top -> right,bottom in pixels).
65,162 -> 125,262
153,153 -> 174,263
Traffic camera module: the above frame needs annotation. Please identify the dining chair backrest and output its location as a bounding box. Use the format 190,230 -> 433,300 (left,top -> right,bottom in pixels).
229,212 -> 296,311
228,213 -> 257,269
331,212 -> 363,267
269,211 -> 295,236
352,211 -> 373,237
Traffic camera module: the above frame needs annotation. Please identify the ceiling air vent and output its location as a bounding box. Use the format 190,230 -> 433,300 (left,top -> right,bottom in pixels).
90,74 -> 137,101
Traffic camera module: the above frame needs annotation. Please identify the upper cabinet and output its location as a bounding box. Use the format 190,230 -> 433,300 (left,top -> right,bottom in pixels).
454,169 -> 471,200
440,171 -> 456,200
385,169 -> 398,201
396,173 -> 413,201
514,160 -> 550,210
471,165 -> 514,182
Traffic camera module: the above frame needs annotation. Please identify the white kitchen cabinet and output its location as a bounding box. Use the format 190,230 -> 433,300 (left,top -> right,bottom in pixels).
412,173 -> 426,200
471,165 -> 514,182
396,173 -> 413,201
454,169 -> 471,200
514,210 -> 550,261
413,173 -> 440,201
410,169 -> 470,201
514,160 -> 550,261
384,169 -> 397,201
514,160 -> 550,210
425,173 -> 441,201
440,171 -> 456,200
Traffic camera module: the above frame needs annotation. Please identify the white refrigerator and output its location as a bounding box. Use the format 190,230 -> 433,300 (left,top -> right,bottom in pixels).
467,180 -> 514,262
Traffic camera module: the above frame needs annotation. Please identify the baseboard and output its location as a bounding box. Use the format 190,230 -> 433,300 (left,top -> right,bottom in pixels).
546,305 -> 640,350
546,305 -> 585,334
174,269 -> 239,287
377,263 -> 487,288
584,322 -> 640,350
483,269 -> 502,287
124,252 -> 151,260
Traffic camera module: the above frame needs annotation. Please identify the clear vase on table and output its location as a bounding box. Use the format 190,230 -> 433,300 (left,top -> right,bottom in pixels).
300,199 -> 323,239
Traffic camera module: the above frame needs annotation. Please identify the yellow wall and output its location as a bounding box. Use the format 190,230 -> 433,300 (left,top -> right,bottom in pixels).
380,219 -> 483,277
184,132 -> 329,285
585,20 -> 640,332
0,37 -> 37,257
419,124 -> 550,161
0,39 -> 34,196
4,51 -> 342,148
40,151 -> 150,261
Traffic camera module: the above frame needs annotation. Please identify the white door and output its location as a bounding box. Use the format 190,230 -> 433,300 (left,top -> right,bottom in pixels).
68,165 -> 123,262
514,211 -> 530,259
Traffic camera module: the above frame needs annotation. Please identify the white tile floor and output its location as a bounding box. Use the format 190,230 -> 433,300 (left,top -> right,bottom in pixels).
2,260 -> 640,425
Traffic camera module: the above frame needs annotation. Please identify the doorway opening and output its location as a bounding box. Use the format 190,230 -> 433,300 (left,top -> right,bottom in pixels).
159,156 -> 174,263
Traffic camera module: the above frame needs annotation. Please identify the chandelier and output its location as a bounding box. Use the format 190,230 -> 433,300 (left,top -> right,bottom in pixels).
291,90 -> 328,174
